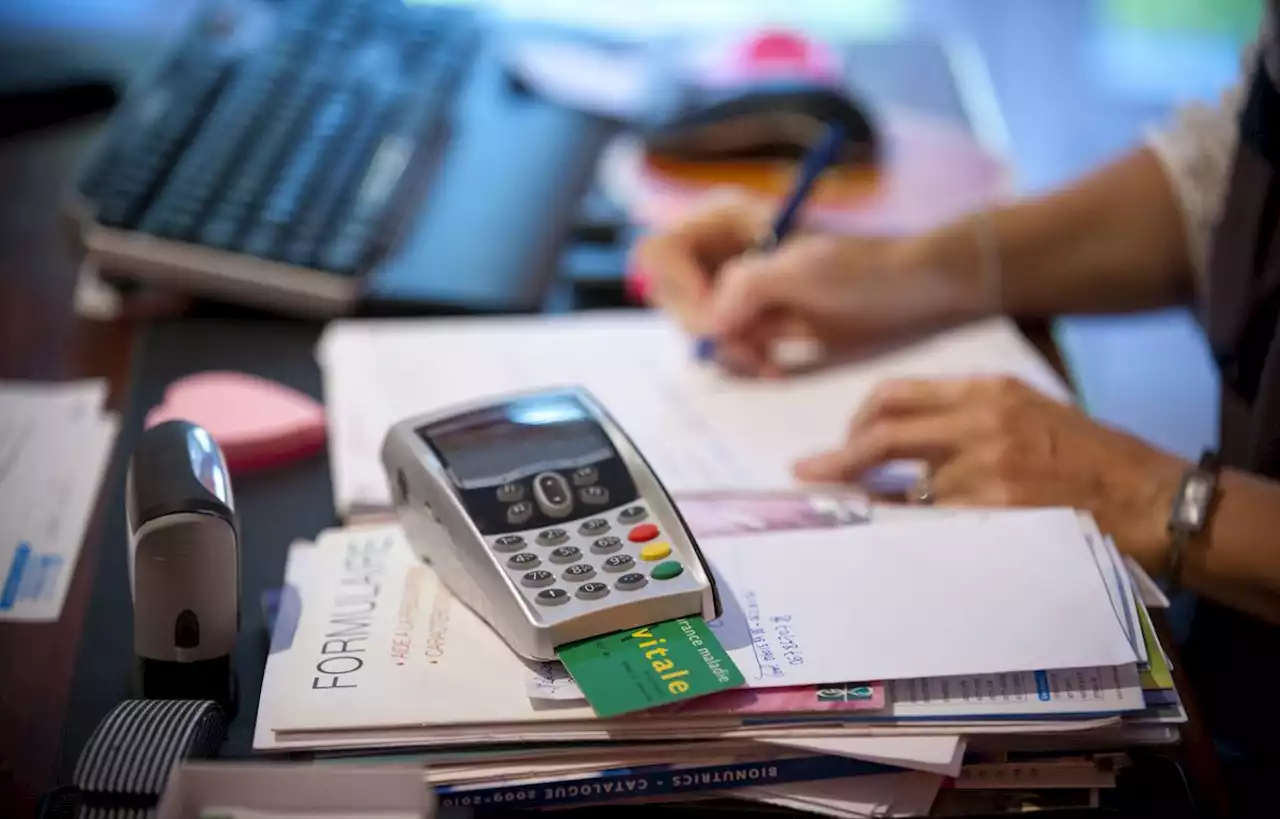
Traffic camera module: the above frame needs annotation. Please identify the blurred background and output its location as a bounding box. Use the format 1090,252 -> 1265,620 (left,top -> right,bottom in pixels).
0,0 -> 1264,458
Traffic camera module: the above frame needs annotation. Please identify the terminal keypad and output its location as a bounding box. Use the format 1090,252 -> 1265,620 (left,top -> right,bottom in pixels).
486,499 -> 696,618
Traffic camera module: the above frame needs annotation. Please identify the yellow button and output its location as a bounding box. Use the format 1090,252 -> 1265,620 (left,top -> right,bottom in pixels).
639,542 -> 672,561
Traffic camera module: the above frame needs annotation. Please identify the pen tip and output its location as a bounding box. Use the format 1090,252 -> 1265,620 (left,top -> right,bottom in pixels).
693,337 -> 716,361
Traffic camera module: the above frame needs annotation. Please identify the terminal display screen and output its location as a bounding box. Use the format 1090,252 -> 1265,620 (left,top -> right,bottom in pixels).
419,394 -> 615,488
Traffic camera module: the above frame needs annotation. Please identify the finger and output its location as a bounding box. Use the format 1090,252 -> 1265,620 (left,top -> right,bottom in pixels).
706,236 -> 833,340
632,234 -> 715,332
928,449 -> 993,502
630,191 -> 772,331
793,412 -> 983,483
711,314 -> 809,378
713,337 -> 773,377
929,448 -> 1062,509
850,377 -> 989,429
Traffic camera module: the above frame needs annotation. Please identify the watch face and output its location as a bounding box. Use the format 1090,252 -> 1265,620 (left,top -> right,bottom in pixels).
1173,473 -> 1214,531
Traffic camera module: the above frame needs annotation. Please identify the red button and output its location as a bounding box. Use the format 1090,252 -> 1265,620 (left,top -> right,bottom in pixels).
628,523 -> 659,543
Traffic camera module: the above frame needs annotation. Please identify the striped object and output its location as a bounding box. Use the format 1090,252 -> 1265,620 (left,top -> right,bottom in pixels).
70,699 -> 227,818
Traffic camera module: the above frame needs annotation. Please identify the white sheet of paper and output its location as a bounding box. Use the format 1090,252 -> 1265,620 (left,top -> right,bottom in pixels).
736,771 -> 944,818
1102,535 -> 1147,667
701,508 -> 1138,684
0,381 -> 117,622
757,735 -> 965,777
1075,516 -> 1143,661
1125,556 -> 1171,609
317,313 -> 1070,518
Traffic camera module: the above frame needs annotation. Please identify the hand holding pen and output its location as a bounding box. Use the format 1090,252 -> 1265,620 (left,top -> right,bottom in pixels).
692,120 -> 847,372
631,121 -> 990,378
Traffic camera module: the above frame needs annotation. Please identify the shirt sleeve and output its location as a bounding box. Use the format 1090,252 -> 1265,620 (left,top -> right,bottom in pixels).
1144,40 -> 1256,299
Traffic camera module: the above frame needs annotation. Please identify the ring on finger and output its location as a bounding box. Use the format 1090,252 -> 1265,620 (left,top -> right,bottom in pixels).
909,473 -> 936,506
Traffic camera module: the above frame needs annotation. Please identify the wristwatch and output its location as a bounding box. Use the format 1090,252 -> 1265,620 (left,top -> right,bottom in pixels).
1164,449 -> 1221,590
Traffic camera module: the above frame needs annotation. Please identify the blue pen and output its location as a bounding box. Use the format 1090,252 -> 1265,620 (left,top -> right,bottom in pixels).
694,120 -> 849,362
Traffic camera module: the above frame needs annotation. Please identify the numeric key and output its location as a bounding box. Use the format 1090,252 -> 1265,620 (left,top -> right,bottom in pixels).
562,563 -> 596,581
591,536 -> 622,554
493,535 -> 525,552
507,552 -> 540,569
537,528 -> 569,547
576,581 -> 610,600
603,554 -> 635,572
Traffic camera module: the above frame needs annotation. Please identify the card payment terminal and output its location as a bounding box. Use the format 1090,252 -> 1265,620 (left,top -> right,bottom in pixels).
381,387 -> 721,661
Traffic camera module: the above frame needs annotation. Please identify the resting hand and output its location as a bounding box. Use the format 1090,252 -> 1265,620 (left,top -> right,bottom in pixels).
794,375 -> 1188,570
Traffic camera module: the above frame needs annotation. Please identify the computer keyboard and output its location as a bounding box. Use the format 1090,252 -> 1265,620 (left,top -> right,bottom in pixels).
68,0 -> 616,316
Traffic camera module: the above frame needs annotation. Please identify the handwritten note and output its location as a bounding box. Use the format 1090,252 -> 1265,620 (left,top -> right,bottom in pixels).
523,660 -> 584,702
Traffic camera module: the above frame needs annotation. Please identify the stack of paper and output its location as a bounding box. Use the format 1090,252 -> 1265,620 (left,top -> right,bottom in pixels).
0,380 -> 118,623
292,313 -> 1186,814
253,507 -> 1182,813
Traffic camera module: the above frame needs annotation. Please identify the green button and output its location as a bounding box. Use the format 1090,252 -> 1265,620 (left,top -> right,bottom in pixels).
651,560 -> 684,580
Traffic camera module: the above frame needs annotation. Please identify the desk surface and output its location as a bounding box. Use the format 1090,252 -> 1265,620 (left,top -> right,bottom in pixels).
0,12 -> 1227,819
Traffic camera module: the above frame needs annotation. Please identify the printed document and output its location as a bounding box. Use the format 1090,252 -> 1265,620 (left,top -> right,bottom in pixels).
0,380 -> 117,622
701,508 -> 1138,684
317,313 -> 1070,517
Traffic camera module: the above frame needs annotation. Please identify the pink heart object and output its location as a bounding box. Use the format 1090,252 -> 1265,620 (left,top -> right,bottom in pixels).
145,371 -> 327,473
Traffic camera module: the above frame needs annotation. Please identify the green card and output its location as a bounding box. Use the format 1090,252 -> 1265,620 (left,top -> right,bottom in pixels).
558,616 -> 744,718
